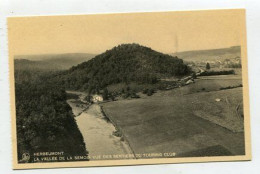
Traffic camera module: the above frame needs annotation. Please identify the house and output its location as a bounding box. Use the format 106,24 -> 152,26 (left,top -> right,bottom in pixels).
92,94 -> 103,103
185,79 -> 194,85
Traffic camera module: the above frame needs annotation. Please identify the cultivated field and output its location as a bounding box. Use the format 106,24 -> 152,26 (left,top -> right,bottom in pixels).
101,75 -> 244,157
154,74 -> 242,97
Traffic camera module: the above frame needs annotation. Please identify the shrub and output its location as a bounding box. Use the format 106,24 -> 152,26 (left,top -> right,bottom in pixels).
147,89 -> 155,96
206,63 -> 211,70
113,129 -> 122,137
84,95 -> 92,103
199,70 -> 235,76
142,88 -> 149,94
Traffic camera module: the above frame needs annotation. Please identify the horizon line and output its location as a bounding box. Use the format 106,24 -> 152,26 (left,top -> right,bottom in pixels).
13,44 -> 241,58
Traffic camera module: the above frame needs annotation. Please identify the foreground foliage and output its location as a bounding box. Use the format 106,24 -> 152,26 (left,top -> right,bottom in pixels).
15,70 -> 88,163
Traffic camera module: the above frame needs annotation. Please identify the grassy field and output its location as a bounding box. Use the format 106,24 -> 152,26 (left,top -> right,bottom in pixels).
101,75 -> 244,157
154,75 -> 242,96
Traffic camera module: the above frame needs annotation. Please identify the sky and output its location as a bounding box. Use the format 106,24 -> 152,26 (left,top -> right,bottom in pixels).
8,9 -> 245,56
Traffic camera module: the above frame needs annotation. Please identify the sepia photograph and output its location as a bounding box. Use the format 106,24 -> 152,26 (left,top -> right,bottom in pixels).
8,9 -> 251,169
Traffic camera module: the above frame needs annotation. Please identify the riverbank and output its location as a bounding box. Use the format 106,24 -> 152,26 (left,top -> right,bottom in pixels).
66,91 -> 134,160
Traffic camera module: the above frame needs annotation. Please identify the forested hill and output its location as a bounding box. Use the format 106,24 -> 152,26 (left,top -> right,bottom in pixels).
15,53 -> 95,70
171,46 -> 241,62
15,59 -> 60,71
15,81 -> 88,162
56,43 -> 191,91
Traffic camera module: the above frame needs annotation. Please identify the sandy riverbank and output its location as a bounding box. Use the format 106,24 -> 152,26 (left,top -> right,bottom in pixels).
66,91 -> 134,160
75,104 -> 134,160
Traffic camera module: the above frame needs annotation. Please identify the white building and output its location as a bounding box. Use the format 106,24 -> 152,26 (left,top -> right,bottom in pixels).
92,94 -> 103,103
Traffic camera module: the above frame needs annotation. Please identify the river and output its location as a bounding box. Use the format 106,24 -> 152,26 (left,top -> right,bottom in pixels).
66,91 -> 134,160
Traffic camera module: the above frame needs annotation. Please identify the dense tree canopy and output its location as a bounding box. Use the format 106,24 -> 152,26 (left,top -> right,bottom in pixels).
15,72 -> 87,162
56,43 -> 191,92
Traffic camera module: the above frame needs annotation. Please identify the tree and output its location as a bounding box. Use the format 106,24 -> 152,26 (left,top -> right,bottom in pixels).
84,95 -> 92,103
206,62 -> 211,70
147,89 -> 155,96
126,86 -> 130,92
191,72 -> 197,79
102,88 -> 109,100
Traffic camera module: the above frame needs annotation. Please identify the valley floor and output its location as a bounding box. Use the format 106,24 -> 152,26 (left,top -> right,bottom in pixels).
67,74 -> 245,159
101,75 -> 245,158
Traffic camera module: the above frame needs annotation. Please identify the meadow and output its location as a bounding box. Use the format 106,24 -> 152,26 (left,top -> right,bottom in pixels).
101,75 -> 244,157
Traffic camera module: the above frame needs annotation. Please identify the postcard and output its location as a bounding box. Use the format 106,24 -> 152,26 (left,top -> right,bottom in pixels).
8,9 -> 251,169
